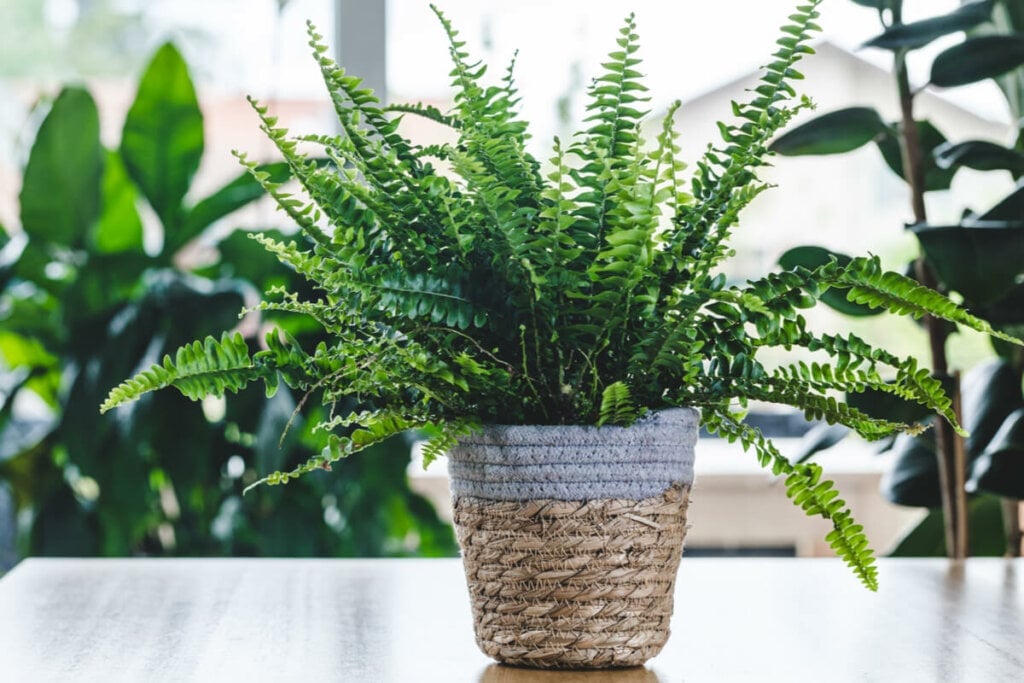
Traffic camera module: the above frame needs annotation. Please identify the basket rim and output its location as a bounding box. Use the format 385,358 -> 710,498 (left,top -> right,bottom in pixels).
456,407 -> 699,447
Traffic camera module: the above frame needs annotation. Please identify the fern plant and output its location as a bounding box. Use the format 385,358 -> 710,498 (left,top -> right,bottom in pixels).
101,3 -> 1022,590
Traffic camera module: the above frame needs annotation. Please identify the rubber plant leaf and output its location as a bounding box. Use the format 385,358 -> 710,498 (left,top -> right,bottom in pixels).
930,35 -> 1024,88
912,223 -> 1024,305
769,107 -> 888,156
934,140 -> 1024,174
967,408 -> 1024,498
862,1 -> 993,51
778,245 -> 882,316
889,496 -> 1007,556
875,121 -> 955,191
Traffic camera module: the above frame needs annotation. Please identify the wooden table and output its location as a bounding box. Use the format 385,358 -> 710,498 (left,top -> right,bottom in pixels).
0,558 -> 1020,681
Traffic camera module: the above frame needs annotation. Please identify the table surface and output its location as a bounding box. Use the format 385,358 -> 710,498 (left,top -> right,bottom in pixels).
1,558 -> 1021,682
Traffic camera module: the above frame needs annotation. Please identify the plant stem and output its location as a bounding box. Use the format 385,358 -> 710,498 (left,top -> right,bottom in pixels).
1005,499 -> 1023,558
894,48 -> 969,560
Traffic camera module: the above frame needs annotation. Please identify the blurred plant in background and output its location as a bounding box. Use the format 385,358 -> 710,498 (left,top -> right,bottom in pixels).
0,42 -> 455,565
771,0 -> 1024,557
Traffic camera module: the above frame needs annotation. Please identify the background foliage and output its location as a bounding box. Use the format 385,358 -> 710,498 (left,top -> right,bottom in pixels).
0,42 -> 455,563
771,0 -> 1024,556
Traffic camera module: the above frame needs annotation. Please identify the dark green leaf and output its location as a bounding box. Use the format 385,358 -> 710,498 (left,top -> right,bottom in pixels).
208,228 -> 295,290
778,246 -> 883,316
976,283 -> 1024,333
177,162 -> 291,252
848,385 -> 935,425
19,87 -> 103,247
978,181 -> 1024,221
0,225 -> 18,292
888,495 -> 1006,556
849,0 -> 891,8
979,4 -> 1024,123
30,484 -> 100,556
120,42 -> 204,236
92,150 -> 144,254
960,358 -> 1024,459
912,223 -> 1024,304
968,407 -> 1024,497
62,252 -> 153,322
863,1 -> 994,51
881,431 -> 942,508
769,107 -> 889,156
875,121 -> 955,191
934,140 -> 1024,173
791,422 -> 850,464
931,35 -> 1024,87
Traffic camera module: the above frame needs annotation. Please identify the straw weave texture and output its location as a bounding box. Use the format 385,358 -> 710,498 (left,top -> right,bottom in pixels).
453,484 -> 690,669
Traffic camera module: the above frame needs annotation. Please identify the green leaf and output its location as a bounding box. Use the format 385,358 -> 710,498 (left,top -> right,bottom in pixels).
934,140 -> 1024,174
881,431 -> 942,508
0,223 -> 16,292
849,0 -> 891,8
178,162 -> 292,249
791,422 -> 850,464
875,121 -> 955,191
979,3 -> 1024,124
100,331 -> 265,413
92,150 -> 144,254
978,181 -> 1024,221
847,384 -> 935,425
912,223 -> 1024,305
889,495 -> 1007,556
930,35 -> 1024,88
960,358 -> 1024,459
120,42 -> 204,236
769,107 -> 888,156
597,380 -> 638,426
976,283 -> 1024,333
967,408 -> 1024,498
19,87 -> 103,247
778,246 -> 882,316
210,228 -> 294,291
862,1 -> 994,51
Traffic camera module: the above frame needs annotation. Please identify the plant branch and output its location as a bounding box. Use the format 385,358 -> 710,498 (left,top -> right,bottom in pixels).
894,46 -> 968,560
1005,499 -> 1023,558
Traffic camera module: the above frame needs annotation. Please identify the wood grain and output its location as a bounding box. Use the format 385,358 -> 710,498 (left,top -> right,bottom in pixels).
0,558 -> 1020,681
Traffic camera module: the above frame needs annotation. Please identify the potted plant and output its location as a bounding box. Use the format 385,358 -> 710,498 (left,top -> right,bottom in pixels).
100,2 -> 1021,669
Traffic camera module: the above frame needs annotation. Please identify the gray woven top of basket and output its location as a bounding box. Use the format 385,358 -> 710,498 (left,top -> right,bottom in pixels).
447,407 -> 698,501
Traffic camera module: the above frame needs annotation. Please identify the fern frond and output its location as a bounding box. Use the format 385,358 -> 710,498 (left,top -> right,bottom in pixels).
567,12 -> 651,255
383,102 -> 460,129
100,332 -> 270,412
233,150 -> 330,246
663,0 -> 822,283
419,419 -> 479,468
371,271 -> 487,330
704,409 -> 878,591
244,411 -> 432,494
839,256 -> 1024,346
598,380 -> 640,426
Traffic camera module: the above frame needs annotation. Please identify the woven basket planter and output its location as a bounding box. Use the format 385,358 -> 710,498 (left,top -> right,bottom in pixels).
448,408 -> 698,669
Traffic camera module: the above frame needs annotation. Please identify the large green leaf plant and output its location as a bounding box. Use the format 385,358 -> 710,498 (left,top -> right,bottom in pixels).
0,43 -> 454,561
771,0 -> 1024,557
101,4 -> 1024,589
